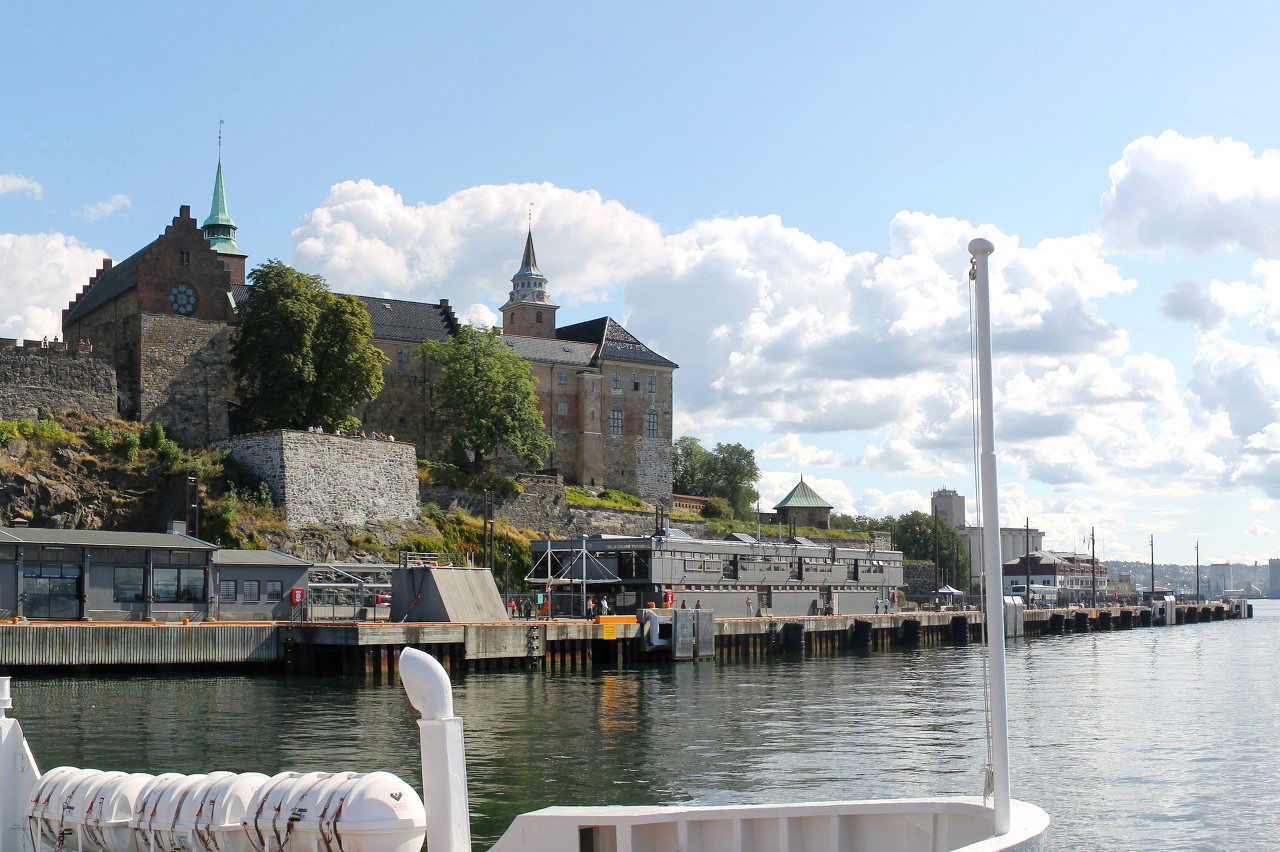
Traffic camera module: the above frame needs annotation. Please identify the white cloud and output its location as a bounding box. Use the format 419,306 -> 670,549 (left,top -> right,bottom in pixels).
1162,279 -> 1226,335
0,233 -> 105,340
0,175 -> 42,200
1100,131 -> 1280,256
1247,519 -> 1275,537
79,194 -> 132,221
757,434 -> 846,468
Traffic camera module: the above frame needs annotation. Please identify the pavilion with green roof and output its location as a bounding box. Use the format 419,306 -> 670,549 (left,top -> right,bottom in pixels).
773,476 -> 834,530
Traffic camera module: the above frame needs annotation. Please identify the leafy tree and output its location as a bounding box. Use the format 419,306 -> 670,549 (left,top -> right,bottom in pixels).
418,325 -> 553,473
673,435 -> 713,495
890,510 -> 970,589
671,435 -> 759,519
231,260 -> 385,432
708,441 -> 760,519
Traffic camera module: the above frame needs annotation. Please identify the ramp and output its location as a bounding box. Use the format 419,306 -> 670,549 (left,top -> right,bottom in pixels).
422,568 -> 509,622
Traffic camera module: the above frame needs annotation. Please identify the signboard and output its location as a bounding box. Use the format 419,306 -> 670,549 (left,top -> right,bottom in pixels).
602,624 -> 617,640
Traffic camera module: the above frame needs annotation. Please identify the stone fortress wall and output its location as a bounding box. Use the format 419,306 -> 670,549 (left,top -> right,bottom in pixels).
219,430 -> 418,528
0,339 -> 117,421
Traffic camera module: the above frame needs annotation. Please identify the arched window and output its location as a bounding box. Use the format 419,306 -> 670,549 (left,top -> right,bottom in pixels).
644,408 -> 659,438
536,311 -> 543,323
609,406 -> 624,437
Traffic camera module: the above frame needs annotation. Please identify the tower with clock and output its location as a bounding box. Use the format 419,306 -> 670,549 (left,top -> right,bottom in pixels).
62,156 -> 249,447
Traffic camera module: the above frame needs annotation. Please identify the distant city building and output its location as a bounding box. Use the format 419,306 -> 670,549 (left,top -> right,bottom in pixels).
930,488 -> 965,527
931,490 -> 1044,586
1002,551 -> 1107,602
1270,558 -> 1279,600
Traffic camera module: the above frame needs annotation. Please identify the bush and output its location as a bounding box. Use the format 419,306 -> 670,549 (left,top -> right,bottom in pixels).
87,424 -> 115,453
701,496 -> 733,519
0,420 -> 19,442
140,422 -> 166,450
598,488 -> 644,508
117,431 -> 141,462
156,438 -> 183,468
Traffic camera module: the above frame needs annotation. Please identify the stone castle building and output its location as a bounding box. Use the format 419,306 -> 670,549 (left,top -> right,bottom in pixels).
54,159 -> 677,501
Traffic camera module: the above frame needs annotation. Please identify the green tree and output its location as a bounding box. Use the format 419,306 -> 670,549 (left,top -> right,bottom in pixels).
890,510 -> 971,589
231,260 -> 385,432
707,441 -> 760,519
419,325 -> 553,473
673,435 -> 714,495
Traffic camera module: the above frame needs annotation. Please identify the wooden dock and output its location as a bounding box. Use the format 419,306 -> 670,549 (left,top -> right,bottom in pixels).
0,603 -> 1250,673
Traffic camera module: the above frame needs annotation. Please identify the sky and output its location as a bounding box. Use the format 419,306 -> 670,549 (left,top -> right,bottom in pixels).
3,2 -> 1280,567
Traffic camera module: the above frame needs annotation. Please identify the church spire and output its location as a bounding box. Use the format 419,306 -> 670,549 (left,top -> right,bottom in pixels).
202,149 -> 246,258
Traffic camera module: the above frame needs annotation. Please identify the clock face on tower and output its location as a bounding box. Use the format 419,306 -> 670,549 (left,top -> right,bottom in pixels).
169,284 -> 198,315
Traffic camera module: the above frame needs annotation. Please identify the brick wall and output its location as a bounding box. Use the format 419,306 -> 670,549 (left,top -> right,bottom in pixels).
0,343 -> 117,420
220,430 -> 418,528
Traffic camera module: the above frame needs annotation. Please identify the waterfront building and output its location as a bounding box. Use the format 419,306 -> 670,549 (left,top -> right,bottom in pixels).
1002,551 -> 1107,603
0,523 -> 314,622
1270,558 -> 1279,599
930,489 -> 1045,588
528,529 -> 904,617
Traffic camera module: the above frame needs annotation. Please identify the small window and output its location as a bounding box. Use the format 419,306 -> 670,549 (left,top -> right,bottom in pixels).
536,311 -> 543,323
557,372 -> 568,386
609,406 -> 624,437
557,401 -> 568,416
509,313 -> 515,323
631,372 -> 640,391
244,580 -> 260,602
648,374 -> 656,393
223,261 -> 231,271
266,581 -> 284,603
219,579 -> 237,602
612,372 -> 621,391
113,566 -> 144,602
645,409 -> 659,438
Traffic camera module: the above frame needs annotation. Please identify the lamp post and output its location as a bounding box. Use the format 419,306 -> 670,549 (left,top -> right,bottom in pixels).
1195,541 -> 1200,604
1149,535 -> 1155,603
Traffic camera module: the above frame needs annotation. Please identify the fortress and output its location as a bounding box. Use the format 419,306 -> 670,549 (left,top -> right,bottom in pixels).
7,159 -> 676,502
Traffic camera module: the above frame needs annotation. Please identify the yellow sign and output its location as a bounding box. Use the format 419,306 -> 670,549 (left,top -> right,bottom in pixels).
602,624 -> 618,640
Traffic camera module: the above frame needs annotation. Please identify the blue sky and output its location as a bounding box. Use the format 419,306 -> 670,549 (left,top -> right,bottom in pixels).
4,2 -> 1280,571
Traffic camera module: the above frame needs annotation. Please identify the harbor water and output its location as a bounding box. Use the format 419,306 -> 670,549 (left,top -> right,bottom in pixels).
13,600 -> 1279,851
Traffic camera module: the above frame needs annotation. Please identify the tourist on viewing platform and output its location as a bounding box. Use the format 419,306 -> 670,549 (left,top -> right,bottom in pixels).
680,600 -> 687,609
695,600 -> 702,609
745,597 -> 753,617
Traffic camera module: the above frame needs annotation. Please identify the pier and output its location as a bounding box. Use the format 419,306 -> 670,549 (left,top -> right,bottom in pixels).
0,601 -> 1251,673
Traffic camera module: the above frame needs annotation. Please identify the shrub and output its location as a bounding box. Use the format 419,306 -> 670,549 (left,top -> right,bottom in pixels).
140,422 -> 166,450
0,420 -> 19,442
156,438 -> 183,468
598,488 -> 644,508
701,496 -> 733,519
87,424 -> 115,453
117,431 -> 141,462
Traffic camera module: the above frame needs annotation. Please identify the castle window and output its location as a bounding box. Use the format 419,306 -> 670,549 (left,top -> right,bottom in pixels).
536,311 -> 543,323
648,374 -> 656,393
557,372 -> 568,386
612,372 -> 621,391
179,250 -> 190,266
557,401 -> 568,416
509,313 -> 514,324
223,262 -> 231,271
609,406 -> 624,436
644,409 -> 659,438
631,372 -> 640,391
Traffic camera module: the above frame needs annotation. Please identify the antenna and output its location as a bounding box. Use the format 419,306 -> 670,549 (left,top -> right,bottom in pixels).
218,119 -> 225,161
528,202 -> 533,231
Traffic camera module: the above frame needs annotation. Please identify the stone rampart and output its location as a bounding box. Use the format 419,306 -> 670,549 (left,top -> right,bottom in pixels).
421,477 -> 709,539
219,430 -> 418,528
0,341 -> 117,420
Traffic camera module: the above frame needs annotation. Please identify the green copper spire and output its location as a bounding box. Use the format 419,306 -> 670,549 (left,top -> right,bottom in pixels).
202,158 -> 247,257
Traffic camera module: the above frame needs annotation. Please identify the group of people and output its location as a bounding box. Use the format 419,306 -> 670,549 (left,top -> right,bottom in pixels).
584,596 -> 610,618
873,598 -> 893,614
303,425 -> 397,442
507,597 -> 538,620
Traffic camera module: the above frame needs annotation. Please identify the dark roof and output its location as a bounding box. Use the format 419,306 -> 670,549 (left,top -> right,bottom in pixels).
557,316 -> 678,369
64,240 -> 154,325
503,335 -> 597,367
229,284 -> 459,344
0,527 -> 215,550
353,294 -> 457,343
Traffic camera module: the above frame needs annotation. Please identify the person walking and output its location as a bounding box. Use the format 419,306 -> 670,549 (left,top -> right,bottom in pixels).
587,596 -> 596,620
745,597 -> 753,617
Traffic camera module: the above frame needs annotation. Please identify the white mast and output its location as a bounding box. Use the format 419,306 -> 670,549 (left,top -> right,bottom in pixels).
970,237 -> 1012,834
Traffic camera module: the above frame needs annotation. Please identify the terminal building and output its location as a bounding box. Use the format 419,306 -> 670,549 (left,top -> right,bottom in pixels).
931,489 -> 1044,588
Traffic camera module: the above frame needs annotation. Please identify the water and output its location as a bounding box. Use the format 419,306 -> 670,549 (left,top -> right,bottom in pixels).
12,601 -> 1280,851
